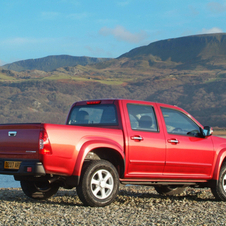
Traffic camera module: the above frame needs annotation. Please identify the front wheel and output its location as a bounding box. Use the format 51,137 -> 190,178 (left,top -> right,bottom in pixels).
77,160 -> 119,207
155,185 -> 186,196
20,180 -> 59,200
211,163 -> 226,201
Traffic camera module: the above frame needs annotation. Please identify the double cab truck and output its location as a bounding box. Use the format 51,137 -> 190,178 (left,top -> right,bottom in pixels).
0,99 -> 226,207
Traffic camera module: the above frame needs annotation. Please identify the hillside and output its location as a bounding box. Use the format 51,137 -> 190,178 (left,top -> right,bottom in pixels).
2,55 -> 111,72
1,33 -> 226,128
118,33 -> 226,70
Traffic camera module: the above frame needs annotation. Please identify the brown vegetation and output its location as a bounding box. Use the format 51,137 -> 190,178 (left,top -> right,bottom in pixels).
1,33 -> 226,127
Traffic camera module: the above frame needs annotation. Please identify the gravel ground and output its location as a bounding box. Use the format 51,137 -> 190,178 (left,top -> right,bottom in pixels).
0,185 -> 225,225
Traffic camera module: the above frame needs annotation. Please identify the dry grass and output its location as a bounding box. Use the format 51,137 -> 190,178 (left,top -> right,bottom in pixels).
213,129 -> 226,138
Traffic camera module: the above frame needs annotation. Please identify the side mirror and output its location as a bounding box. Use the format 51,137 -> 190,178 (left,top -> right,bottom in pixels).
202,126 -> 213,137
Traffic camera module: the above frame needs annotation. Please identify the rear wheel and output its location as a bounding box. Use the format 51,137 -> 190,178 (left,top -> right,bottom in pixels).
20,180 -> 59,200
155,185 -> 186,196
211,163 -> 226,201
77,160 -> 119,207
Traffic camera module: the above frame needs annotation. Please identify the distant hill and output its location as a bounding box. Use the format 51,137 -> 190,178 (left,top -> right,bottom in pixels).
2,55 -> 111,72
1,33 -> 226,128
118,33 -> 226,70
3,33 -> 226,72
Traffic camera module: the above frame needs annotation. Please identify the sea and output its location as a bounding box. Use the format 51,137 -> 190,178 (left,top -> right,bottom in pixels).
0,175 -> 20,188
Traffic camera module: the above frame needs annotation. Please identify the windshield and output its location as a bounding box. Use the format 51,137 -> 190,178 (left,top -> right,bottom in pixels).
67,104 -> 118,126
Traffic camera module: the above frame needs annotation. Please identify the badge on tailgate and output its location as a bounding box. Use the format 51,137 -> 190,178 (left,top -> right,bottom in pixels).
4,161 -> 21,170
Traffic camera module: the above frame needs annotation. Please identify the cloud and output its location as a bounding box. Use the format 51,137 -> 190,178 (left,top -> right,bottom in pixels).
201,27 -> 223,34
41,12 -> 60,20
67,12 -> 89,20
1,37 -> 55,46
99,25 -> 147,43
117,0 -> 131,6
60,0 -> 80,5
41,11 -> 89,21
189,6 -> 199,16
85,46 -> 113,57
207,2 -> 226,13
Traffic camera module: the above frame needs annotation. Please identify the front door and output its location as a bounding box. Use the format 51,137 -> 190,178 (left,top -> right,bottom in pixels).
160,107 -> 215,179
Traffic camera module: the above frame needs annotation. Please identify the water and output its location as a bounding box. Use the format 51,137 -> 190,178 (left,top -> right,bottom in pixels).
0,175 -> 20,188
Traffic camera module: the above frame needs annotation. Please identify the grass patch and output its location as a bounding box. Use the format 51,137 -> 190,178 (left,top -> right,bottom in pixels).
0,73 -> 17,81
41,74 -> 72,80
40,73 -> 131,85
204,78 -> 220,83
71,77 -> 128,85
96,79 -> 125,85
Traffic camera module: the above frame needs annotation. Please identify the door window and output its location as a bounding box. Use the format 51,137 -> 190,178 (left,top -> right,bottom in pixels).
161,107 -> 201,136
127,104 -> 158,132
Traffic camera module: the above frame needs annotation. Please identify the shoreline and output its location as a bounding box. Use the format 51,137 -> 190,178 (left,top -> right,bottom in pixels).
0,175 -> 20,188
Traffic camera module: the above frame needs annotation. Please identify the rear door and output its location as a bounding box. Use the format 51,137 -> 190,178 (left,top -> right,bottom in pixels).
122,100 -> 166,178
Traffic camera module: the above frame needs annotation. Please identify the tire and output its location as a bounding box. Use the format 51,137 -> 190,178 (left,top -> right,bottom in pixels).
211,163 -> 226,201
20,180 -> 59,200
155,185 -> 186,196
77,160 -> 119,207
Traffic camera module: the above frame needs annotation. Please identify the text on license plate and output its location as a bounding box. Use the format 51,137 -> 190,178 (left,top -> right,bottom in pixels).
4,161 -> 21,170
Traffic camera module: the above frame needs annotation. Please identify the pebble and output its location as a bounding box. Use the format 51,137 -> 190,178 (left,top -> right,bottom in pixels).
0,185 -> 225,225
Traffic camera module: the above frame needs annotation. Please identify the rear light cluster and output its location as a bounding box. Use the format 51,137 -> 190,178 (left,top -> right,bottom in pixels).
39,129 -> 52,155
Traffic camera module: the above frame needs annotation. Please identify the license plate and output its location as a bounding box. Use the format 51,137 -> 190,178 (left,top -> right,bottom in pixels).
4,161 -> 21,170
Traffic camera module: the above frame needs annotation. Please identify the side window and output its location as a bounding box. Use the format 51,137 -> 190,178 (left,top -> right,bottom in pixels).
127,104 -> 158,132
161,107 -> 200,136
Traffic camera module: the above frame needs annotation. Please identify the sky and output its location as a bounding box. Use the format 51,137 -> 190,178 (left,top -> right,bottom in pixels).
0,0 -> 226,66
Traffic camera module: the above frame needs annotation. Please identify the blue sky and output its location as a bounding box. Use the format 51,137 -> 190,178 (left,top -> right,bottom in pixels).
0,0 -> 226,65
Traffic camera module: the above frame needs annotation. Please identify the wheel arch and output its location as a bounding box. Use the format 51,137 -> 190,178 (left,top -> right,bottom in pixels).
212,149 -> 226,180
84,147 -> 125,178
73,139 -> 125,179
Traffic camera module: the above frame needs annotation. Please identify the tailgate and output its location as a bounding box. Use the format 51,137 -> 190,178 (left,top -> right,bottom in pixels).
0,123 -> 42,160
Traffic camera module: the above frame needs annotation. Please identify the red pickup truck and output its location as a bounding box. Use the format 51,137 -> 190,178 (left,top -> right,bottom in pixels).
0,99 -> 226,206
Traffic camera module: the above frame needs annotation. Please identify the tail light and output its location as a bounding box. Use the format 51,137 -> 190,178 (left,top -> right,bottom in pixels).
39,129 -> 52,155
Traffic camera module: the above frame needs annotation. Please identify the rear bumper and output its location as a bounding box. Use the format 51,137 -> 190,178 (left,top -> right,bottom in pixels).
0,159 -> 46,176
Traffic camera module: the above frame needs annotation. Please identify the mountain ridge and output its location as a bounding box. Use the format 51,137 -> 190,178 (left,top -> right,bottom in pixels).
3,33 -> 226,72
2,55 -> 111,72
119,33 -> 226,61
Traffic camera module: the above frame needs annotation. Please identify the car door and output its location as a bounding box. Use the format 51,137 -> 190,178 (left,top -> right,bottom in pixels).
159,106 -> 215,179
122,100 -> 166,178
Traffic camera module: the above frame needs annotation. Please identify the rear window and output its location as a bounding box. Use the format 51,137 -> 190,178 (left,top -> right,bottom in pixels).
67,104 -> 118,126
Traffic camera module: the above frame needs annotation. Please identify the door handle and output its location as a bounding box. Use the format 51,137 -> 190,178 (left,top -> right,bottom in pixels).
167,139 -> 179,144
8,131 -> 17,137
131,136 -> 143,141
